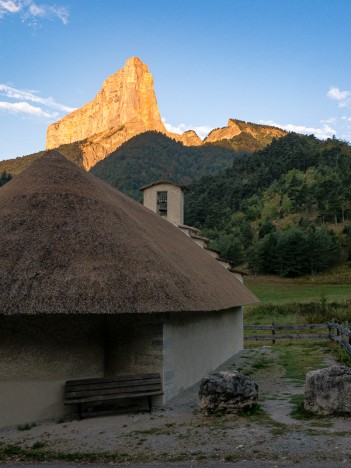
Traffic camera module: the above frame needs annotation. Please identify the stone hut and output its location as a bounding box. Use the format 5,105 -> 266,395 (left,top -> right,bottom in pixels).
0,151 -> 258,426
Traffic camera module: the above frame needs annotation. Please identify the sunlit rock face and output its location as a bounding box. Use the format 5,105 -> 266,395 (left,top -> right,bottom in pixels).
176,130 -> 202,146
46,57 -> 169,169
203,118 -> 287,144
46,58 -> 285,170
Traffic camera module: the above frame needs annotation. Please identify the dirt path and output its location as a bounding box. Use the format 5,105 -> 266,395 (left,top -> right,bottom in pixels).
1,346 -> 350,465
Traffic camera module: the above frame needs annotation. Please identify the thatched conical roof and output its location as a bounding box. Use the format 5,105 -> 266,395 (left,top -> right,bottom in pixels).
0,151 -> 258,315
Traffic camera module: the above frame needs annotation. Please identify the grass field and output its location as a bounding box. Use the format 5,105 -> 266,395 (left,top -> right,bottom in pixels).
245,268 -> 351,305
244,267 -> 351,328
246,279 -> 351,304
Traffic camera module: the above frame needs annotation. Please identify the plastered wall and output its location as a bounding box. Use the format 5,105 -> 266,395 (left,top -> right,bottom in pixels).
0,310 -> 243,425
162,308 -> 243,402
142,183 -> 184,225
105,315 -> 163,376
0,316 -> 105,426
0,315 -> 164,426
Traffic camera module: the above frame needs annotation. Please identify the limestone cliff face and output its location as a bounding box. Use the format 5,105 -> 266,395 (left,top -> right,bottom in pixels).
204,119 -> 287,144
46,58 -> 286,170
168,130 -> 202,146
46,57 -> 169,168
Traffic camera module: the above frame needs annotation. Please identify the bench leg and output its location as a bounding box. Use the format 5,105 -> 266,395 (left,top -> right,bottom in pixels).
148,396 -> 152,413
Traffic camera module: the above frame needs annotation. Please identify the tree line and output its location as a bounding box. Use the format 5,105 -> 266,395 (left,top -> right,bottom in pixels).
91,131 -> 237,200
185,133 -> 351,276
0,171 -> 12,187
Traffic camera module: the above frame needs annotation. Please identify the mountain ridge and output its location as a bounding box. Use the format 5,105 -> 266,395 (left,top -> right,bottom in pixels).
45,56 -> 286,169
90,131 -> 237,200
204,118 -> 287,144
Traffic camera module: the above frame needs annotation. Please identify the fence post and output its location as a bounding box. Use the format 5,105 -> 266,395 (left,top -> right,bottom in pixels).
272,322 -> 275,345
347,322 -> 351,345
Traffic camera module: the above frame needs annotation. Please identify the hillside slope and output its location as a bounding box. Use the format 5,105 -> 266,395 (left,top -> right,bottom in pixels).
0,121 -> 284,177
90,131 -> 238,200
204,119 -> 287,151
185,133 -> 351,276
0,142 -> 84,176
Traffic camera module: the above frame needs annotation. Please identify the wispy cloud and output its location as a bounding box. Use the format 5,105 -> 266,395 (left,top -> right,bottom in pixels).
0,0 -> 69,25
325,88 -> 351,142
0,101 -> 58,118
337,116 -> 351,142
259,120 -> 336,140
0,84 -> 75,113
162,117 -> 212,140
0,1 -> 21,14
0,83 -> 75,119
327,87 -> 351,108
320,117 -> 337,124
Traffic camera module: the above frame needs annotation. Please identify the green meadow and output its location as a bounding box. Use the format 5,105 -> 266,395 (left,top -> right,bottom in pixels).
244,267 -> 351,328
245,268 -> 351,305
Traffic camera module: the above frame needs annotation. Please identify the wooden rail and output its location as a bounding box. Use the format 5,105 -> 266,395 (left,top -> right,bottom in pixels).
244,322 -> 351,356
244,323 -> 329,344
245,324 -> 327,331
328,322 -> 351,356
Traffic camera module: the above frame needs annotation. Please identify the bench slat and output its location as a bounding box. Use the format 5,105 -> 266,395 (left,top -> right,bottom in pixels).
65,383 -> 162,400
64,390 -> 163,405
66,373 -> 160,386
65,377 -> 161,393
64,373 -> 163,413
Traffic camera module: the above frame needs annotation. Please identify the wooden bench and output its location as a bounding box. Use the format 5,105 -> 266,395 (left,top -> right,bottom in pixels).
64,373 -> 163,419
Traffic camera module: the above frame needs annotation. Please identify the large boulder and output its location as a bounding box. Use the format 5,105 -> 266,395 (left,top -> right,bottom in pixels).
304,365 -> 351,415
198,371 -> 259,415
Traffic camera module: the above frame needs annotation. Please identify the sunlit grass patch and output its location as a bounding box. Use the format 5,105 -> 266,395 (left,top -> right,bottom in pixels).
276,343 -> 329,386
245,270 -> 351,305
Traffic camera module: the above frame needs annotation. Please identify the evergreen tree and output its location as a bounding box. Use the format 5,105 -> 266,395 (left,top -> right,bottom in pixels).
0,171 -> 12,187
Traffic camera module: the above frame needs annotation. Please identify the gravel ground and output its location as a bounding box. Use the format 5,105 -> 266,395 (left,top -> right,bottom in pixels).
0,347 -> 350,466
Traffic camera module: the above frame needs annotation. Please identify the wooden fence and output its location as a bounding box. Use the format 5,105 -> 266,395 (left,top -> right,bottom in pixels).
244,322 -> 351,356
328,322 -> 351,356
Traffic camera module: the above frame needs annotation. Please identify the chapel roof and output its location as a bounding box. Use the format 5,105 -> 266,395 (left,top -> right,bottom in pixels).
139,180 -> 188,191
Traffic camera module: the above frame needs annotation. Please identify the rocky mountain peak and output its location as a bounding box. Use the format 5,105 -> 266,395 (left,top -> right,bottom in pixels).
46,57 -> 167,168
204,118 -> 287,145
45,58 -> 287,170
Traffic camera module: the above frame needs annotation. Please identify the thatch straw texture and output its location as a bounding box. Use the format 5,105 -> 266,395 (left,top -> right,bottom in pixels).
0,151 -> 258,315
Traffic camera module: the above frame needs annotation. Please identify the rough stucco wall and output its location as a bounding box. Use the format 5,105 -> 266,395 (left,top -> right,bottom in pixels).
0,314 -> 164,426
162,308 -> 243,402
142,184 -> 184,225
105,315 -> 163,376
102,315 -> 164,409
0,316 -> 105,426
0,310 -> 242,424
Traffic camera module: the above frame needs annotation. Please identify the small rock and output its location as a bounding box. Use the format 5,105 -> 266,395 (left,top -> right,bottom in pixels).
304,365 -> 351,415
198,370 -> 259,415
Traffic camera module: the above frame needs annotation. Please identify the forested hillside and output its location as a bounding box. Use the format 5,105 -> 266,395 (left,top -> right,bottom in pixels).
205,119 -> 287,152
0,141 -> 84,177
90,131 -> 237,200
185,133 -> 351,276
2,130 -> 351,278
206,131 -> 270,153
0,171 -> 12,187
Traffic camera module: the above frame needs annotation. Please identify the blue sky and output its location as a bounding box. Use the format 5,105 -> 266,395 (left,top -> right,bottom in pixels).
1,0 -> 351,160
